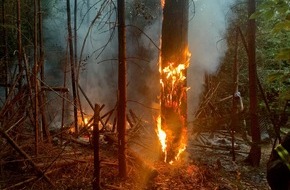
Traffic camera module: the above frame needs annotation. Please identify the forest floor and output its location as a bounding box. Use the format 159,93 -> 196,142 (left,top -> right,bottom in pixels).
0,130 -> 273,190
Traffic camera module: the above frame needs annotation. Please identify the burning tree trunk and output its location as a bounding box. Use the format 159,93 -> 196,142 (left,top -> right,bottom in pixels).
159,0 -> 189,163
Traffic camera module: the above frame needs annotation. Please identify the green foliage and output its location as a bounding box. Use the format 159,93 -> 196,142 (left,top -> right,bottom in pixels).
254,0 -> 290,59
253,0 -> 290,110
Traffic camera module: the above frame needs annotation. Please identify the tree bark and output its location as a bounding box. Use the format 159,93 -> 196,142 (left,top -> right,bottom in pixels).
1,0 -> 8,98
92,104 -> 100,190
117,0 -> 127,178
34,0 -> 39,155
66,0 -> 79,134
16,0 -> 22,88
160,0 -> 189,162
246,0 -> 261,166
231,28 -> 239,162
38,0 -> 51,143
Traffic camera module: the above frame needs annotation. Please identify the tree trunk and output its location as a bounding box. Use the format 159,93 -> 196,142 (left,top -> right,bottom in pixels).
74,0 -> 77,76
66,0 -> 79,134
117,0 -> 127,178
160,0 -> 189,162
38,0 -> 51,143
231,28 -> 239,162
16,0 -> 22,88
92,104 -> 100,190
2,0 -> 8,98
246,0 -> 261,166
34,0 -> 39,155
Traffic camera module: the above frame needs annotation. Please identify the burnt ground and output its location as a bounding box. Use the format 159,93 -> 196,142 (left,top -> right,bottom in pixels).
0,130 -> 272,190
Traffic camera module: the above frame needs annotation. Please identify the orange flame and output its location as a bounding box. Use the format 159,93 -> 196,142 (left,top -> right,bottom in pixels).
156,48 -> 191,164
160,48 -> 191,109
175,143 -> 186,161
156,115 -> 167,162
84,118 -> 88,125
161,0 -> 165,9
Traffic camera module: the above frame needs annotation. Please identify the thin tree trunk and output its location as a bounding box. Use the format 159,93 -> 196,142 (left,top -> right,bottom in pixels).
246,0 -> 261,166
34,0 -> 39,155
117,0 -> 127,178
16,0 -> 22,88
38,0 -> 51,143
2,0 -> 8,98
66,0 -> 79,134
61,48 -> 68,146
231,28 -> 239,162
74,0 -> 77,76
92,104 -> 100,190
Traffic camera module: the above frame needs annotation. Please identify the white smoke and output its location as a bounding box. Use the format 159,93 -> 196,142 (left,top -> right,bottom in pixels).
187,0 -> 236,120
43,0 -> 237,124
43,1 -> 119,117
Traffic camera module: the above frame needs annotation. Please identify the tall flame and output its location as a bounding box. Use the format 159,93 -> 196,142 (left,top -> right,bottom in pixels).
156,48 -> 191,164
156,115 -> 167,162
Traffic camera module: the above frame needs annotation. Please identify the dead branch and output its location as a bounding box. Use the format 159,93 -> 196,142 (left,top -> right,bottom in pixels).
0,128 -> 54,187
41,86 -> 69,92
3,176 -> 37,190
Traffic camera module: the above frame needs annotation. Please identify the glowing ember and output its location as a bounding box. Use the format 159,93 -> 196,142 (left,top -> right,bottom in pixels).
84,118 -> 88,125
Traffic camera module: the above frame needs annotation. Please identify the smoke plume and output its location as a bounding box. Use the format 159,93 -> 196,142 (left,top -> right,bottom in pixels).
43,0 -> 236,125
187,0 -> 236,120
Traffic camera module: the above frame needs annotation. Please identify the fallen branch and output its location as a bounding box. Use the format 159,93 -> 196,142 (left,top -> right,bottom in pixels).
0,128 -> 54,187
2,168 -> 61,190
41,86 -> 69,92
3,176 -> 37,190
